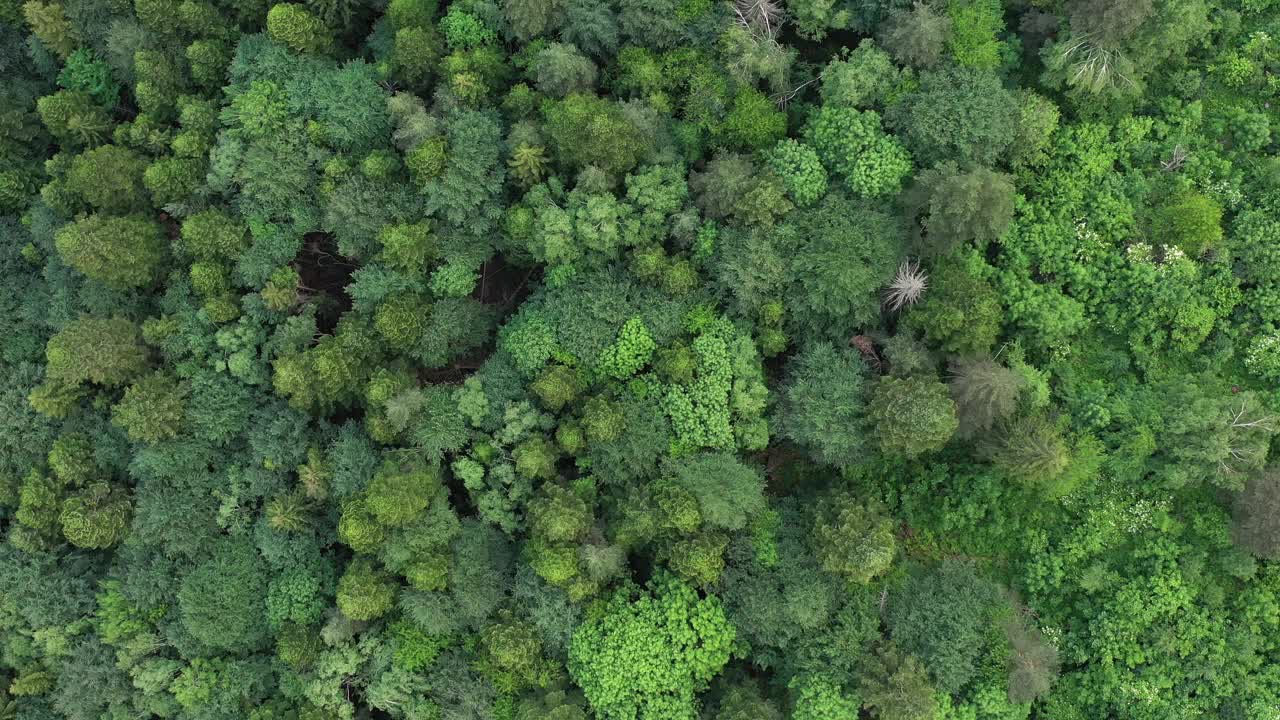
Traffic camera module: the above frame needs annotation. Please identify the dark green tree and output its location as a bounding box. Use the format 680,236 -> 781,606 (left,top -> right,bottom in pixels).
906,162 -> 1015,257
178,539 -> 271,653
948,356 -> 1023,439
884,560 -> 1000,694
778,343 -> 871,466
887,65 -> 1018,166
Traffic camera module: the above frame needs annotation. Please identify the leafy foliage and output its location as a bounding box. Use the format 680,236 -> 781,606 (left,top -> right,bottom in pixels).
3,1 -> 1279,718
568,573 -> 734,719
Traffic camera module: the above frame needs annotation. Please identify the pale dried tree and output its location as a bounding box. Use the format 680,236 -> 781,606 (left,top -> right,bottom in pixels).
884,259 -> 928,312
732,0 -> 783,40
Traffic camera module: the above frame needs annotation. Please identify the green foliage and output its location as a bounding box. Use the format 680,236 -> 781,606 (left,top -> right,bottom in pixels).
24,0 -> 78,58
392,25 -> 443,88
43,316 -> 148,388
785,194 -> 903,342
887,65 -> 1018,166
789,674 -> 861,720
568,573 -> 734,719
178,538 -> 271,653
60,482 -> 130,548
946,0 -> 1005,70
482,615 -> 556,688
813,494 -> 896,583
54,214 -> 165,289
714,681 -> 782,720
441,7 -> 496,49
787,0 -> 851,41
691,154 -> 793,227
338,497 -> 385,553
596,317 -> 655,380
907,163 -> 1015,256
4,3 -> 1280,717
778,343 -> 870,466
905,261 -> 1002,356
765,139 -> 828,208
859,643 -> 939,720
531,364 -> 583,410
669,452 -> 764,531
37,90 -> 112,147
878,1 -> 952,68
267,3 -> 332,54
804,106 -> 912,198
867,376 -> 958,458
535,43 -> 598,97
543,93 -> 646,175
820,41 -> 902,110
112,372 -> 187,442
1154,190 -> 1223,257
337,557 -> 398,620
272,317 -> 378,413
62,144 -> 150,213
529,483 -> 591,544
947,357 -> 1023,439
885,561 -> 1001,694
718,88 -> 786,151
366,460 -> 439,527
982,414 -> 1073,494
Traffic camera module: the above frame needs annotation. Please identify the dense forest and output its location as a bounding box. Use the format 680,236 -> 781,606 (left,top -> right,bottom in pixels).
2,0 -> 1280,717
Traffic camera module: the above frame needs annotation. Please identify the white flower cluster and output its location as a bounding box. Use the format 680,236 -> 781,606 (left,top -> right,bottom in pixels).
1120,496 -> 1171,535
1069,483 -> 1171,536
1122,681 -> 1162,704
1041,624 -> 1064,649
1126,242 -> 1154,263
1162,245 -> 1186,262
1074,218 -> 1105,263
1204,178 -> 1244,208
1245,334 -> 1280,379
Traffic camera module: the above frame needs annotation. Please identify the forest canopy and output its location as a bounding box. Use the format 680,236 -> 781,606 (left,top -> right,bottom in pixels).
2,0 -> 1280,718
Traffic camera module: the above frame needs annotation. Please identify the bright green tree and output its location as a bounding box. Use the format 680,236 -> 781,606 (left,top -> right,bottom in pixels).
568,573 -> 735,719
337,558 -> 398,621
112,372 -> 188,443
1155,190 -> 1223,257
